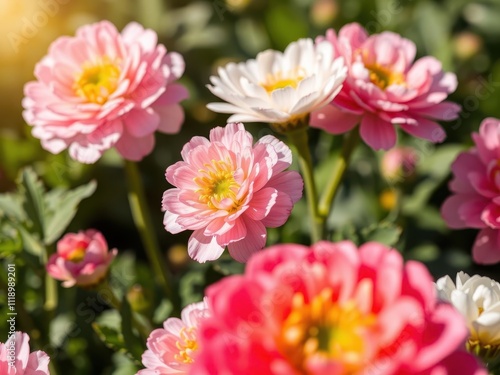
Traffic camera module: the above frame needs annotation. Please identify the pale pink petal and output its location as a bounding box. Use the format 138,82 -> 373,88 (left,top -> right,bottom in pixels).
227,217 -> 266,262
188,230 -> 225,263
115,131 -> 155,161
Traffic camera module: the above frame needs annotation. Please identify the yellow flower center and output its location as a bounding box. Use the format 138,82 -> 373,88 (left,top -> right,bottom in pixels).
261,69 -> 305,93
174,327 -> 198,364
74,57 -> 121,104
66,247 -> 86,263
277,288 -> 377,374
365,63 -> 405,90
194,159 -> 241,211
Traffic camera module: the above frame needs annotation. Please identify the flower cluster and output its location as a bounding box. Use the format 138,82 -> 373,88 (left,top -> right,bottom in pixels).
13,13 -> 500,375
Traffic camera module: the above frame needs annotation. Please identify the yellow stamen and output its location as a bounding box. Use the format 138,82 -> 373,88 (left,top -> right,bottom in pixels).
67,247 -> 86,263
74,57 -> 121,104
277,288 -> 377,373
174,327 -> 198,364
261,68 -> 305,93
194,159 -> 241,211
364,63 -> 405,90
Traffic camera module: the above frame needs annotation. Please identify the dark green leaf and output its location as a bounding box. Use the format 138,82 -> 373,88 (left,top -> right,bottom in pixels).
92,323 -> 126,353
44,180 -> 97,245
19,167 -> 46,238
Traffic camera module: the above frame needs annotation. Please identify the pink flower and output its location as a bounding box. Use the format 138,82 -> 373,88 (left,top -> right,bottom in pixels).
191,241 -> 487,374
441,118 -> 500,264
0,332 -> 50,375
138,299 -> 210,374
311,23 -> 460,150
380,146 -> 418,182
22,20 -> 188,164
47,229 -> 117,287
162,122 -> 303,263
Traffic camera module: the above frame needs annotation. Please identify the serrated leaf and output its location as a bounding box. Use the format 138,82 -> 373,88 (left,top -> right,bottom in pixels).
44,180 -> 97,245
0,193 -> 26,222
120,296 -> 145,362
19,168 -> 46,238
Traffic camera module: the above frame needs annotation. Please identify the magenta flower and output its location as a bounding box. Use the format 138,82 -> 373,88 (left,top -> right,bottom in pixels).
47,229 -> 117,287
138,299 -> 210,374
311,23 -> 460,150
441,118 -> 500,264
22,20 -> 188,163
162,122 -> 303,263
0,332 -> 50,375
191,241 -> 486,374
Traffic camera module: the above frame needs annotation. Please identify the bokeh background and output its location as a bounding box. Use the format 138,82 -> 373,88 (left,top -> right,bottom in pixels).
1,0 -> 500,373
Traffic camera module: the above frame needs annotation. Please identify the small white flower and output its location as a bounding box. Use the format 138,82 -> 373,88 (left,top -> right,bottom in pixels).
436,271 -> 500,346
206,38 -> 347,128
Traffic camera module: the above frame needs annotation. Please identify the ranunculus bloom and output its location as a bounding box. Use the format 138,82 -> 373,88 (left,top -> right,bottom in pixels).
206,38 -> 346,131
162,122 -> 303,263
23,20 -> 188,163
311,23 -> 460,150
191,241 -> 486,374
47,229 -> 117,287
441,118 -> 500,264
436,272 -> 500,357
138,299 -> 210,374
0,332 -> 50,375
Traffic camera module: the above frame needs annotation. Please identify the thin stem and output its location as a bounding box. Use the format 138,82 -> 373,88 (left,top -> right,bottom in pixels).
43,245 -> 57,312
318,130 -> 359,220
287,128 -> 323,243
123,160 -> 179,314
96,279 -> 150,340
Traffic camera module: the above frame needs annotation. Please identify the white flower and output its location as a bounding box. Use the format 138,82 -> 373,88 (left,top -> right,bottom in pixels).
436,271 -> 500,346
206,38 -> 347,127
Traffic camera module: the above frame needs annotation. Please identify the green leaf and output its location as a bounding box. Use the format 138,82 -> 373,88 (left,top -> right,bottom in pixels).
120,296 -> 145,362
0,193 -> 26,222
17,225 -> 45,257
44,180 -> 97,245
0,223 -> 22,258
360,222 -> 402,247
92,323 -> 126,353
19,167 -> 46,238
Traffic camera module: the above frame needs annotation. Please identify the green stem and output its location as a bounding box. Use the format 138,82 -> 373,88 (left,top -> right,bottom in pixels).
96,280 -> 150,340
318,130 -> 359,220
43,246 -> 57,312
123,160 -> 179,314
287,128 -> 323,243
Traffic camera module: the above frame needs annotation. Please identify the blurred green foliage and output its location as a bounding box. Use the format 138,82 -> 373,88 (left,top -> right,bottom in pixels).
1,0 -> 500,373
